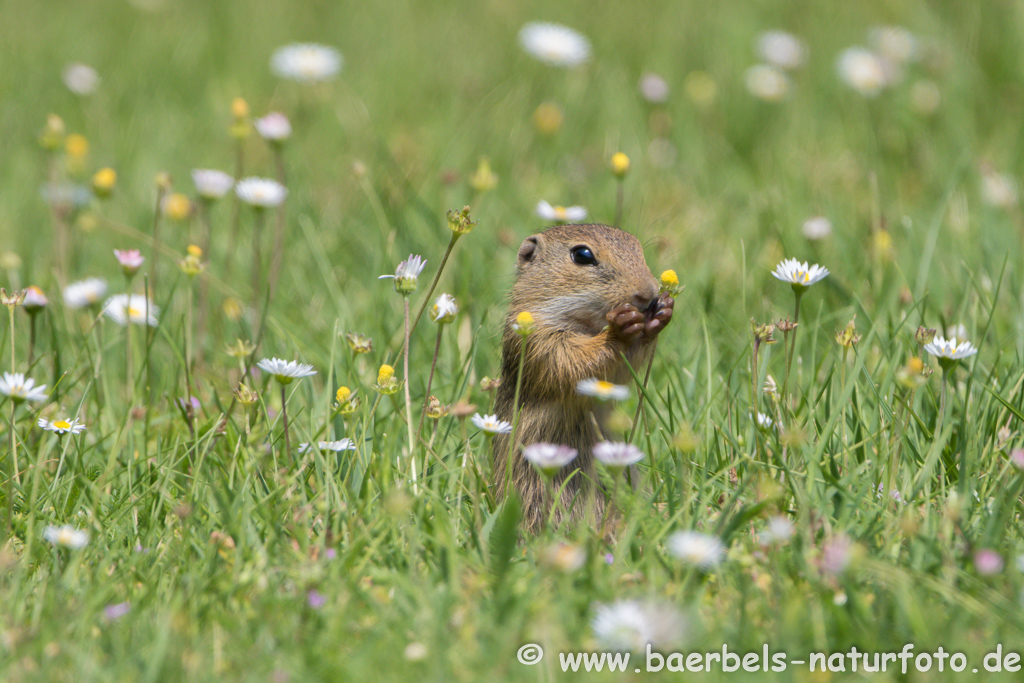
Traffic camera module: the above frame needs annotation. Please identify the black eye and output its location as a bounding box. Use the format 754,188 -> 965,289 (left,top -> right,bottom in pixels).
570,245 -> 598,266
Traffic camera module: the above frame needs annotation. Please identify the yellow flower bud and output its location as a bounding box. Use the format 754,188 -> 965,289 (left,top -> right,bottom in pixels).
231,97 -> 250,120
377,365 -> 394,385
660,270 -> 678,288
162,193 -> 192,221
611,152 -> 630,178
336,386 -> 351,403
92,167 -> 117,198
532,103 -> 563,135
39,114 -> 66,151
65,134 -> 89,159
154,172 -> 173,191
514,311 -> 535,336
223,298 -> 243,321
187,244 -> 202,257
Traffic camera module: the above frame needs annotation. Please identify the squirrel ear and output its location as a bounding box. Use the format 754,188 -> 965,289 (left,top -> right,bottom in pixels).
518,236 -> 541,265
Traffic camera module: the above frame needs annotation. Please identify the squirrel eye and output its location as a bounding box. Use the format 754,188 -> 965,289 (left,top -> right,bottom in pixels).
570,245 -> 598,266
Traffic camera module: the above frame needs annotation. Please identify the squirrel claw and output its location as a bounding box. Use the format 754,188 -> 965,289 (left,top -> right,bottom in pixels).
643,293 -> 674,339
606,304 -> 646,342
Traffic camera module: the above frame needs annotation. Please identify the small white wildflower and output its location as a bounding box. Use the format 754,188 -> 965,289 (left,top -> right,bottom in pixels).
592,441 -> 645,469
981,168 -> 1017,208
667,530 -> 726,570
759,516 -> 795,545
591,599 -> 687,653
299,439 -> 356,453
0,372 -> 48,403
257,357 -> 317,384
518,22 -> 591,68
254,112 -> 292,142
63,278 -> 107,309
470,413 -> 512,435
429,293 -> 458,324
522,442 -> 578,476
191,169 -> 235,200
868,26 -> 918,64
837,47 -> 890,97
235,177 -> 287,208
744,64 -> 790,101
924,336 -> 978,361
102,294 -> 159,327
271,43 -> 343,82
43,525 -> 89,549
536,200 -> 586,223
639,73 -> 670,103
801,216 -> 832,240
771,257 -> 829,288
756,31 -> 806,70
38,417 -> 86,435
379,254 -> 427,295
576,378 -> 630,402
62,63 -> 100,95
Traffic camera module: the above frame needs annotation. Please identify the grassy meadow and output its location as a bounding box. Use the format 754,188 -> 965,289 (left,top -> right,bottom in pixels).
4,0 -> 1024,680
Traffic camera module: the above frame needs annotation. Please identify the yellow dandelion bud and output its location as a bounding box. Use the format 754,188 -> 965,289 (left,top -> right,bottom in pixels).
611,152 -> 630,178
660,269 -> 678,288
187,244 -> 202,257
39,114 -> 66,151
65,133 -> 89,159
336,386 -> 352,404
162,193 -> 192,221
223,298 -> 243,321
532,102 -> 563,135
231,97 -> 250,120
377,365 -> 394,385
514,311 -> 535,336
469,158 -> 498,193
92,167 -> 117,198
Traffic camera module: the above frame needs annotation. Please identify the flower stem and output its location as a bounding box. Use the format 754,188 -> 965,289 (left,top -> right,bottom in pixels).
280,382 -> 291,460
267,148 -> 288,300
8,304 -> 16,373
409,234 -> 458,341
403,297 -> 416,492
782,289 -> 803,409
614,180 -> 624,229
252,209 -> 266,301
628,347 -> 656,443
505,337 -> 528,496
416,323 -> 444,444
149,185 -> 166,293
28,315 -> 37,368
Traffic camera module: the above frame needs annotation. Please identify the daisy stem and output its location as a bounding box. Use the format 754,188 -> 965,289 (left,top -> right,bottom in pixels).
8,303 -> 16,373
125,318 -> 133,408
938,365 -> 949,438
403,297 -> 417,492
280,382 -> 291,461
782,289 -> 803,411
28,315 -> 37,368
408,234 -> 459,342
416,323 -> 444,446
226,138 -> 245,279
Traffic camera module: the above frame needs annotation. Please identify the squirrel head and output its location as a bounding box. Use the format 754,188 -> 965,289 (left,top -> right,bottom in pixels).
512,223 -> 659,335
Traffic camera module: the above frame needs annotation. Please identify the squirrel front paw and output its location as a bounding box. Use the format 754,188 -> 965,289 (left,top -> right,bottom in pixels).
642,293 -> 674,339
606,303 -> 647,343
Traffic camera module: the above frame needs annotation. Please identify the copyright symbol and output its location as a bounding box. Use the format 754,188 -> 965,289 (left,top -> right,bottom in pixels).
517,643 -> 543,665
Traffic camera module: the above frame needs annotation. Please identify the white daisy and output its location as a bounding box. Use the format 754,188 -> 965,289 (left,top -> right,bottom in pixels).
0,372 -> 48,403
43,524 -> 89,549
102,294 -> 159,327
592,441 -> 645,469
379,254 -> 427,295
638,73 -> 670,103
522,442 -> 578,476
755,412 -> 779,432
837,47 -> 889,97
471,413 -> 512,435
536,200 -> 587,223
271,43 -> 343,82
745,64 -> 790,101
257,357 -> 317,384
591,599 -> 687,652
63,278 -> 107,309
923,336 -> 978,361
759,516 -> 795,545
429,293 -> 458,324
254,112 -> 292,142
518,22 -> 591,68
667,530 -> 726,570
235,177 -> 287,208
191,169 -> 235,200
771,257 -> 829,288
868,25 -> 917,64
299,439 -> 356,453
801,216 -> 832,240
62,63 -> 100,95
756,31 -> 806,70
576,378 -> 630,402
22,286 -> 49,313
38,417 -> 87,435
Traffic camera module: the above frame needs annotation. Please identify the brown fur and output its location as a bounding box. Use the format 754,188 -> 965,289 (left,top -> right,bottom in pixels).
492,224 -> 674,533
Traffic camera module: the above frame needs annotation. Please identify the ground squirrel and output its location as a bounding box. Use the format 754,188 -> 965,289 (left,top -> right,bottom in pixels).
492,223 -> 674,532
